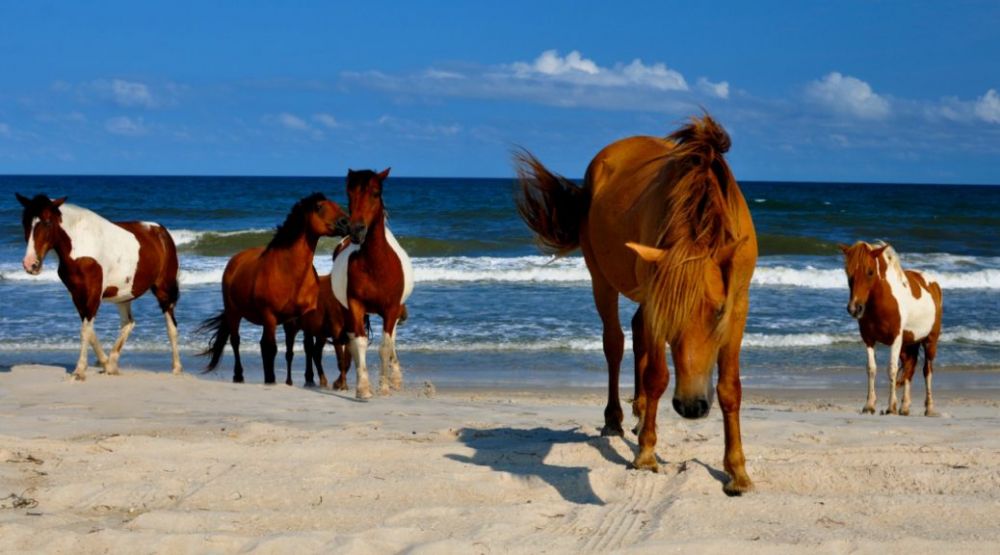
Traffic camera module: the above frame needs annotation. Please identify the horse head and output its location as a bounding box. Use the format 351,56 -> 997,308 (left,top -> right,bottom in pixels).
345,167 -> 390,246
309,198 -> 351,239
16,193 -> 67,275
627,236 -> 747,420
839,241 -> 889,319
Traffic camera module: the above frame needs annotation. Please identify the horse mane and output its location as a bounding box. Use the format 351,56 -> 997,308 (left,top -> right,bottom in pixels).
845,240 -> 902,282
267,192 -> 328,250
644,115 -> 741,343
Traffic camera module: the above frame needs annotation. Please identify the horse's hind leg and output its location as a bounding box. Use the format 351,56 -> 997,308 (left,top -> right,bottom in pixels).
260,317 -> 278,385
379,308 -> 403,394
718,311 -> 753,495
104,301 -> 136,375
283,321 -> 297,386
898,344 -> 920,416
862,344 -> 877,414
923,339 -> 940,417
591,278 -> 624,437
634,335 -> 668,472
882,336 -> 902,415
348,300 -> 372,399
229,315 -> 245,383
152,281 -> 182,374
308,335 -> 328,388
630,308 -> 649,437
333,339 -> 350,391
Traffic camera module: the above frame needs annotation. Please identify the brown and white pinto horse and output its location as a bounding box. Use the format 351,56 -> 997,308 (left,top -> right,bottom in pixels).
515,115 -> 757,495
282,273 -> 353,389
332,168 -> 414,399
200,193 -> 350,384
840,241 -> 943,416
16,193 -> 183,379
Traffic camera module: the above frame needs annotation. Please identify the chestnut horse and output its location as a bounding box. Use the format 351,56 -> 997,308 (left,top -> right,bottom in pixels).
515,115 -> 757,495
16,193 -> 183,379
200,193 -> 350,384
840,241 -> 943,416
282,273 -> 353,389
332,168 -> 414,399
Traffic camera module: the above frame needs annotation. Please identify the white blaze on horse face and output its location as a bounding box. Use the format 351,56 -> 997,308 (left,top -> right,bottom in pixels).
23,217 -> 40,272
60,205 -> 142,303
384,226 -> 414,303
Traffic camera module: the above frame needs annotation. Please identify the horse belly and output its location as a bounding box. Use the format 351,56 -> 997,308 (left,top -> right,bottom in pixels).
902,290 -> 937,342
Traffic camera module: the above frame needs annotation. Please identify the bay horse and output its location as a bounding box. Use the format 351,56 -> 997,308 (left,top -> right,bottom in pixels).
282,273 -> 353,389
15,193 -> 183,380
514,115 -> 757,495
200,193 -> 350,384
332,168 -> 414,399
839,241 -> 943,416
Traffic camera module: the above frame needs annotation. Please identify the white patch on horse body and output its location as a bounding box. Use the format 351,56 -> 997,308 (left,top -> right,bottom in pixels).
60,204 -> 142,303
384,225 -> 414,304
330,224 -> 413,309
879,250 -> 936,342
331,243 -> 361,309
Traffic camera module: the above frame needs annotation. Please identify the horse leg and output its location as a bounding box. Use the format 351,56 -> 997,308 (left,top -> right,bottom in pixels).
311,336 -> 328,388
630,308 -> 648,437
634,336 -> 668,472
862,344 -> 877,414
882,336 -> 902,415
152,282 -> 183,374
282,321 -> 297,386
348,301 -> 372,399
333,339 -> 350,391
73,318 -> 96,380
718,319 -> 753,495
260,317 -> 278,385
379,306 -> 403,394
302,333 -> 314,387
591,278 -> 624,436
923,338 -> 940,417
70,283 -> 102,380
104,301 -> 135,375
898,344 -> 920,416
229,316 -> 245,383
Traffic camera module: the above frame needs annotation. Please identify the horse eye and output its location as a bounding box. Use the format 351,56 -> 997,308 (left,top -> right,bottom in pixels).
866,269 -> 874,277
714,305 -> 725,321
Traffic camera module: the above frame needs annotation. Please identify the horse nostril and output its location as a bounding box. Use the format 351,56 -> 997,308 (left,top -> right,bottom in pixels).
673,397 -> 711,420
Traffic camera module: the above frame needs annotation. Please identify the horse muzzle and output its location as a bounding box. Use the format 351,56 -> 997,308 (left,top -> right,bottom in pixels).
333,216 -> 351,238
22,256 -> 41,275
847,301 -> 865,319
349,224 -> 368,246
673,396 -> 712,419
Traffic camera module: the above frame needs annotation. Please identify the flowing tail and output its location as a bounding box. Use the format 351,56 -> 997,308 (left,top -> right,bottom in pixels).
197,310 -> 229,372
513,149 -> 590,256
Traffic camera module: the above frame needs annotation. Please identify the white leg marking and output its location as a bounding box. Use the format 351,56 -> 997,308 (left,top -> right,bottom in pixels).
350,334 -> 371,399
379,331 -> 392,395
74,319 -> 94,380
925,372 -> 939,416
105,302 -> 135,375
388,330 -> 402,391
164,312 -> 183,374
863,346 -> 877,414
901,379 -> 912,416
885,336 -> 902,415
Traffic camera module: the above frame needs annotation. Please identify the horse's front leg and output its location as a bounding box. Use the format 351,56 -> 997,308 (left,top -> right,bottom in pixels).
282,321 -> 297,386
379,306 -> 403,394
592,279 -> 624,436
348,300 -> 372,399
634,338 -> 668,472
260,316 -> 278,385
862,344 -> 877,414
73,318 -> 96,380
104,302 -> 135,375
883,336 -> 903,415
718,333 -> 753,495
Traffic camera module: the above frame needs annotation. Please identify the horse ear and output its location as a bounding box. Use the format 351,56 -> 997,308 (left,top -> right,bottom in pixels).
837,243 -> 851,254
51,196 -> 67,208
377,167 -> 391,181
870,245 -> 888,258
15,193 -> 30,207
626,242 -> 667,263
713,236 -> 749,265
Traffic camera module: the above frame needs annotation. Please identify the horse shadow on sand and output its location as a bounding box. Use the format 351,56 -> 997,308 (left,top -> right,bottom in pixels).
445,426 -> 644,506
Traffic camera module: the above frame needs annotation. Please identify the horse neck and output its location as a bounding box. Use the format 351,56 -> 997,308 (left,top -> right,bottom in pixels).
359,211 -> 388,258
49,205 -> 95,262
268,227 -> 321,276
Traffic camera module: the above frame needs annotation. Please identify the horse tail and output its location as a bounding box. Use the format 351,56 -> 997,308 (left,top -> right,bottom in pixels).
513,149 -> 590,256
197,310 -> 229,372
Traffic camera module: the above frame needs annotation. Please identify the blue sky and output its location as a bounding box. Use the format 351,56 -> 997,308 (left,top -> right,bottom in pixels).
1,1 -> 998,183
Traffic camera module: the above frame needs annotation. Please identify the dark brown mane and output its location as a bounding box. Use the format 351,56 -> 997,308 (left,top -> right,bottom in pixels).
646,115 -> 741,342
267,192 -> 327,250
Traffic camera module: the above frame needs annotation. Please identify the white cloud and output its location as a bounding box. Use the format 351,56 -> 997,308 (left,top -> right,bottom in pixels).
110,79 -> 155,108
276,112 -> 309,131
312,113 -> 338,128
104,116 -> 147,136
974,89 -> 1000,123
806,72 -> 890,120
510,50 -> 688,91
697,77 -> 730,99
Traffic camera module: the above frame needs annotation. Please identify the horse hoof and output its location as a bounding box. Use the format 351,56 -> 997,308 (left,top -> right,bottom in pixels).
861,406 -> 876,415
723,476 -> 754,497
318,378 -> 328,388
379,385 -> 391,396
600,425 -> 624,437
925,409 -> 941,417
233,376 -> 244,384
356,387 -> 373,400
631,453 -> 659,473
881,408 -> 898,416
285,380 -> 293,386
900,407 -> 910,416
303,381 -> 317,389
171,367 -> 183,375
333,381 -> 348,391
72,372 -> 86,382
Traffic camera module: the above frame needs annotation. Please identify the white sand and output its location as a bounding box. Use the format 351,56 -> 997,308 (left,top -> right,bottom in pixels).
1,364 -> 998,554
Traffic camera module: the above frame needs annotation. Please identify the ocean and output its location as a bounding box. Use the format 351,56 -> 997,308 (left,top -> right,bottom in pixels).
1,176 -> 997,390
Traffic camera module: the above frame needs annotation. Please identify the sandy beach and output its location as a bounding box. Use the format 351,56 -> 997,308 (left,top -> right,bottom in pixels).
1,365 -> 997,554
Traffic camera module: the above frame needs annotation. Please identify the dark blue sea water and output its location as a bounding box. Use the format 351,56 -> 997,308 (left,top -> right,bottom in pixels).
1,176 -> 997,389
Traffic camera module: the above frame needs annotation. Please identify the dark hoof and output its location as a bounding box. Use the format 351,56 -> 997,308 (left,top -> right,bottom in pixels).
303,381 -> 317,389
285,380 -> 293,386
233,375 -> 244,384
600,425 -> 624,437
